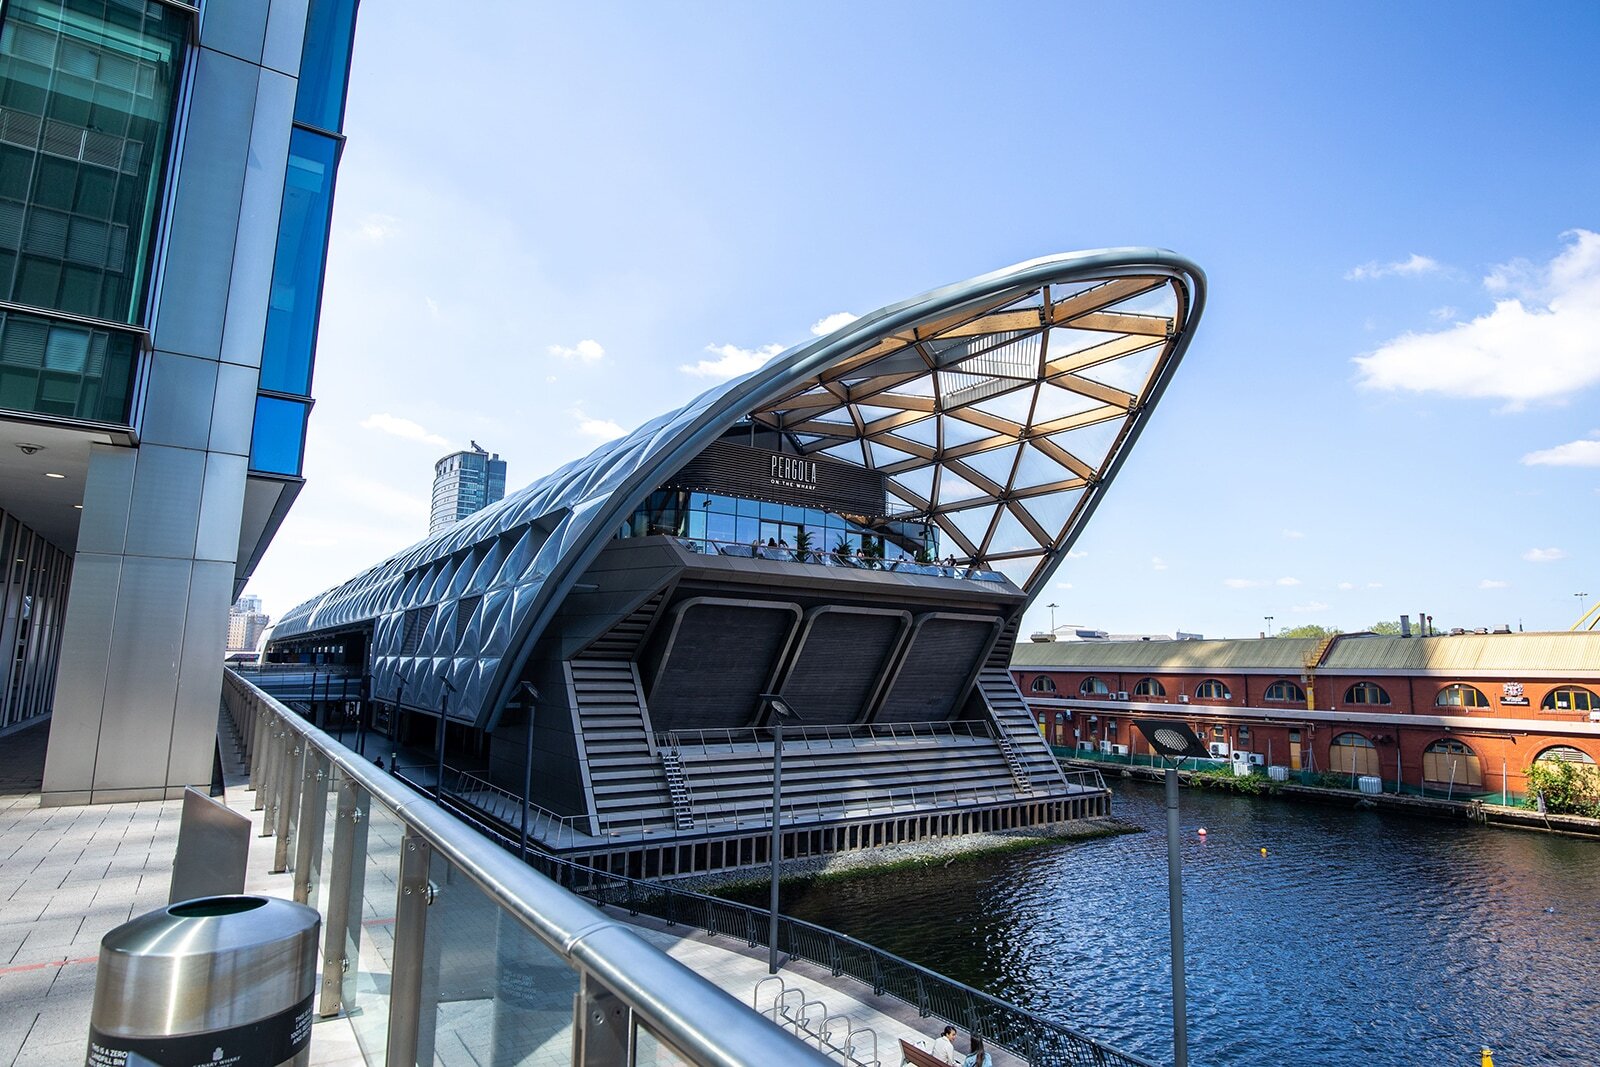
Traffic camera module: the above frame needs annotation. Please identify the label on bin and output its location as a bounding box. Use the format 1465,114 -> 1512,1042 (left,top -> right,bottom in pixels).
86,992 -> 312,1067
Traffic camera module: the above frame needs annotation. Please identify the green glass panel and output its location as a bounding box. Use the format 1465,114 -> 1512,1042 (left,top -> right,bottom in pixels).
0,0 -> 187,324
0,306 -> 135,421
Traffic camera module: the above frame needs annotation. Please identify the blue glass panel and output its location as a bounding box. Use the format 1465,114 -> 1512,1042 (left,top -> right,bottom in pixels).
259,129 -> 338,395
250,395 -> 309,475
294,0 -> 359,132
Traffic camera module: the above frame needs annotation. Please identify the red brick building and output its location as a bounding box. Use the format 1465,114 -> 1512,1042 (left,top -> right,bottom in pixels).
1011,632 -> 1600,799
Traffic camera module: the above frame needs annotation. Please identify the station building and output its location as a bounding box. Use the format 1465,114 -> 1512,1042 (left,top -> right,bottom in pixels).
267,249 -> 1207,873
1012,631 -> 1600,799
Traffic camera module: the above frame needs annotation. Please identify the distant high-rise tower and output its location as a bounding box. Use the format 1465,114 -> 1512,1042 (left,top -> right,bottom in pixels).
227,596 -> 272,653
430,441 -> 507,534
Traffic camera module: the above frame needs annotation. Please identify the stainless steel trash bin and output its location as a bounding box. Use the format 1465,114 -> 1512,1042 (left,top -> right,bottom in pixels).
87,895 -> 320,1067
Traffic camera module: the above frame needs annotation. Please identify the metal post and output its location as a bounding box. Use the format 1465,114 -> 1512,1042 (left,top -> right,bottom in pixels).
319,776 -> 362,1018
521,700 -> 537,859
273,738 -> 302,874
435,699 -> 448,799
293,752 -> 330,905
1502,758 -> 1507,807
769,720 -> 783,974
1164,765 -> 1188,1067
258,724 -> 282,827
387,829 -> 432,1067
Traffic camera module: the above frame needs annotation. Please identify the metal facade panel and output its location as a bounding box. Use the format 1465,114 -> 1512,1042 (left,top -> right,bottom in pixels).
139,350 -> 219,451
210,360 -> 262,455
123,445 -> 207,559
199,0 -> 269,66
91,556 -> 192,792
169,560 -> 235,786
74,444 -> 139,556
261,0 -> 313,76
150,50 -> 259,360
39,554 -> 123,794
218,66 -> 296,369
195,452 -> 248,562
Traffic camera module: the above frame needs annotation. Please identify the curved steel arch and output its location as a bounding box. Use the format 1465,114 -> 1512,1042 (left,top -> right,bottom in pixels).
272,248 -> 1205,726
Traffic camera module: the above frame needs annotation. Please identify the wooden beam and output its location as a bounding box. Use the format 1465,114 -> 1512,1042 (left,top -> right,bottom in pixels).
1062,310 -> 1172,337
1006,500 -> 1053,546
1030,405 -> 1124,438
1049,277 -> 1163,322
1044,333 -> 1162,378
1028,436 -> 1098,482
943,459 -> 1007,500
1052,373 -> 1136,410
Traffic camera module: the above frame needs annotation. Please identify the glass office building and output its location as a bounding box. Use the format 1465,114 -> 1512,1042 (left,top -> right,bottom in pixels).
0,0 -> 361,803
430,441 -> 508,534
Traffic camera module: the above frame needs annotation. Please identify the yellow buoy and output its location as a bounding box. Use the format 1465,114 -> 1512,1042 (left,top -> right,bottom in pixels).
1260,847 -> 1268,856
1481,1048 -> 1494,1067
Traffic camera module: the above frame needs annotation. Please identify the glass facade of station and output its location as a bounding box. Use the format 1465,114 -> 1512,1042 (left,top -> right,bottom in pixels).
621,488 -> 942,560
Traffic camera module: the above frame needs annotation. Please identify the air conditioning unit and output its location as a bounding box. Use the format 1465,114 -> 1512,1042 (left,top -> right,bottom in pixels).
1267,765 -> 1289,782
1178,694 -> 1190,703
1114,691 -> 1130,701
1111,744 -> 1129,756
1078,740 -> 1095,752
1099,741 -> 1113,754
1207,742 -> 1229,758
1248,753 -> 1266,766
1230,750 -> 1247,763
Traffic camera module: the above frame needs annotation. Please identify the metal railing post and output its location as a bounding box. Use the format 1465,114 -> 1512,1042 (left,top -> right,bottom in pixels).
387,829 -> 432,1067
293,752 -> 330,905
254,718 -> 276,813
272,738 -> 302,873
319,776 -> 362,1018
259,723 -> 283,825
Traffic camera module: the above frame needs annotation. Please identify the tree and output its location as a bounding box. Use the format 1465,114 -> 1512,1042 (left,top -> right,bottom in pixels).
1367,620 -> 1403,635
1276,624 -> 1341,639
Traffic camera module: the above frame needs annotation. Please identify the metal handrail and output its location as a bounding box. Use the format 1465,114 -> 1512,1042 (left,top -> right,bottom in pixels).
223,669 -> 833,1066
448,767 -> 589,848
672,535 -> 1008,583
657,719 -> 995,750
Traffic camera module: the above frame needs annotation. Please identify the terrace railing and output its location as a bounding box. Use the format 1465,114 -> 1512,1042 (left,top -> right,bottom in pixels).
674,535 -> 1009,583
656,719 -> 996,751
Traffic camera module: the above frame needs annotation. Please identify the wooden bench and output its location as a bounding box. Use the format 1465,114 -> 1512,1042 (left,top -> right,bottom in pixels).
899,1038 -> 954,1067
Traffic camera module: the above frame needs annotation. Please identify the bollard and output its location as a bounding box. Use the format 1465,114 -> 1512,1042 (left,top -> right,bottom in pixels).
87,895 -> 320,1067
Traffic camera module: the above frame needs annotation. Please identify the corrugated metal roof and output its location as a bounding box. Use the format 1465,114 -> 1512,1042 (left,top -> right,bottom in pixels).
1011,638 -> 1319,671
1011,632 -> 1600,676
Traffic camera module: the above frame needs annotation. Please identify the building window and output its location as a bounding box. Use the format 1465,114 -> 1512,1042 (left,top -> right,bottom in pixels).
259,129 -> 339,396
1344,681 -> 1391,706
294,0 -> 360,132
1194,678 -> 1230,700
1534,745 -> 1596,765
1434,684 -> 1490,709
1328,732 -> 1380,777
1265,679 -> 1306,703
1422,739 -> 1482,789
1133,677 -> 1166,698
0,307 -> 137,422
249,395 -> 310,475
1542,686 -> 1597,713
1030,675 -> 1057,694
1079,676 -> 1109,696
1238,724 -> 1250,742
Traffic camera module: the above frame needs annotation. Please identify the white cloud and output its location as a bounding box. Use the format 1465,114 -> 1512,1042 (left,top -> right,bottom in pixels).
1067,549 -> 1088,559
360,412 -> 447,447
1281,529 -> 1305,540
1344,253 -> 1441,281
1430,305 -> 1459,321
548,339 -> 606,362
1338,581 -> 1355,591
1292,600 -> 1330,613
1276,576 -> 1301,586
681,342 -> 785,380
1522,436 -> 1600,467
1479,579 -> 1509,589
1367,582 -> 1383,589
1055,582 -> 1074,590
811,312 -> 859,336
424,296 -> 440,320
1151,556 -> 1168,571
357,213 -> 400,242
1523,547 -> 1567,563
572,408 -> 624,441
1352,231 -> 1600,407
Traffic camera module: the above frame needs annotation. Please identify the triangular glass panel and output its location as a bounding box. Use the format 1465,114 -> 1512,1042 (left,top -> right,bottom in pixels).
1104,282 -> 1177,318
1019,487 -> 1085,536
822,441 -> 867,465
890,465 -> 935,503
989,507 -> 1039,555
944,503 -> 998,548
792,433 -> 825,448
1030,382 -> 1101,426
937,469 -> 987,507
940,415 -> 993,448
806,408 -> 855,426
968,383 -> 1035,425
987,554 -> 1041,590
1014,442 -> 1073,489
855,403 -> 901,423
995,288 -> 1046,313
1045,326 -> 1124,359
883,375 -> 936,399
1080,344 -> 1162,396
895,416 -> 939,448
961,443 -> 1020,486
869,441 -> 917,468
1048,419 -> 1123,472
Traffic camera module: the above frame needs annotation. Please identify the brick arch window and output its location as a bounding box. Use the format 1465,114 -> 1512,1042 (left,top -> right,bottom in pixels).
1194,679 -> 1230,700
1079,676 -> 1110,696
1031,675 -> 1058,693
1133,677 -> 1166,698
1345,681 -> 1391,706
1435,684 -> 1490,709
1542,686 -> 1597,713
1264,679 -> 1306,703
1423,738 -> 1483,788
1328,732 -> 1380,777
1535,745 -> 1596,765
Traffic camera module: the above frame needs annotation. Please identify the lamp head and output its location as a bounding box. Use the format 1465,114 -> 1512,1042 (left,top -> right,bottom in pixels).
759,692 -> 801,723
437,673 -> 457,694
1133,719 -> 1208,761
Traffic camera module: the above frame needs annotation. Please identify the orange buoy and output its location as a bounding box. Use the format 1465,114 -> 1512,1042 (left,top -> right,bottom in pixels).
1197,828 -> 1207,837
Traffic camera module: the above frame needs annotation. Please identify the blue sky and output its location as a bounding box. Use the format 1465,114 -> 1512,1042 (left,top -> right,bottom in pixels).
247,1 -> 1600,639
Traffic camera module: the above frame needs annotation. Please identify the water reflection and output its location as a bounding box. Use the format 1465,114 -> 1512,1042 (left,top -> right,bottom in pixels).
749,782 -> 1600,1065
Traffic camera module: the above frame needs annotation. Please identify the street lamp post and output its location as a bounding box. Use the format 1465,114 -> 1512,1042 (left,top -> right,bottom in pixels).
1264,615 -> 1274,637
759,692 -> 802,974
1132,719 -> 1210,1067
435,674 -> 457,800
1047,602 -> 1058,635
518,681 -> 540,859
